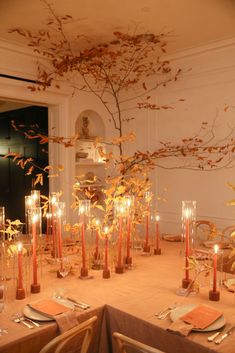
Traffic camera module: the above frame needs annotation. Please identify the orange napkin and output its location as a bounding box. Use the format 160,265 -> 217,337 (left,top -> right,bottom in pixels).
180,304 -> 222,329
167,319 -> 194,336
29,299 -> 71,318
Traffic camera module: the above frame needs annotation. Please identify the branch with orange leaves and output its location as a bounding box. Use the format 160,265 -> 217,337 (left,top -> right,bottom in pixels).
2,152 -> 64,187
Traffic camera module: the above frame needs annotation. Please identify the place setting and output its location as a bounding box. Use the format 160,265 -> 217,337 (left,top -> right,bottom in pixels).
155,302 -> 234,344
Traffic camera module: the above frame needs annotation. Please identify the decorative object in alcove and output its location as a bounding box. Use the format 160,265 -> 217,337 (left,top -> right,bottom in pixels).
81,117 -> 90,139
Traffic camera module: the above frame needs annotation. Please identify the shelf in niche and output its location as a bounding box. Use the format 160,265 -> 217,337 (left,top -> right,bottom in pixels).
75,160 -> 105,166
78,183 -> 103,188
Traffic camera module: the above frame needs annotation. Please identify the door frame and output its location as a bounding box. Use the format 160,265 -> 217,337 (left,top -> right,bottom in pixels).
0,76 -> 74,221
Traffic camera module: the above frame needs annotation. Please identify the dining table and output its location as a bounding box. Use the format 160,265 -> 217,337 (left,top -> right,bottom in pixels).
0,240 -> 235,353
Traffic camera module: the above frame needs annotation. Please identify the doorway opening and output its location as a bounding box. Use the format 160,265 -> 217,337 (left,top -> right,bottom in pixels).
0,104 -> 48,222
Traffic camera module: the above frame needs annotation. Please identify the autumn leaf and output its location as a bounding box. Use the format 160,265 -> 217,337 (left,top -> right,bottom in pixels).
34,173 -> 43,186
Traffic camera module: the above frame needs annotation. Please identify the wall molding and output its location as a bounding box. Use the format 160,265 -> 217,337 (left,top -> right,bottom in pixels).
164,37 -> 235,62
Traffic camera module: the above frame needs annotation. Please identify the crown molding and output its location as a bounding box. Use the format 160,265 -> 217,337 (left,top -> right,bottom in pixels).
0,37 -> 38,57
2,36 -> 235,62
163,37 -> 235,62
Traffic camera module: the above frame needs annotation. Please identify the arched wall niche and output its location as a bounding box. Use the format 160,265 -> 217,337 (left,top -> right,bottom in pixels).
75,109 -> 105,139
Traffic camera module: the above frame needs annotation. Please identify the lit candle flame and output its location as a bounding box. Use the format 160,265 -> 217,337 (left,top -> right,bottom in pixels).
26,196 -> 33,207
51,196 -> 57,205
184,208 -> 192,219
32,214 -> 38,223
80,205 -> 85,215
17,243 -> 22,252
156,215 -> 160,222
214,244 -> 219,254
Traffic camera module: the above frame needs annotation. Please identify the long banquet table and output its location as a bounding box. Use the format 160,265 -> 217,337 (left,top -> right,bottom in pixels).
0,241 -> 235,353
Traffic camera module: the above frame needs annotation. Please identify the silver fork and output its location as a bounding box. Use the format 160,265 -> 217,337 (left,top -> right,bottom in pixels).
13,317 -> 34,329
155,305 -> 176,319
0,329 -> 8,335
12,313 -> 40,328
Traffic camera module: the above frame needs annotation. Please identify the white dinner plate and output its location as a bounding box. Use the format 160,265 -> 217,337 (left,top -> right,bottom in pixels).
23,305 -> 54,321
224,278 -> 235,292
162,234 -> 182,242
203,240 -> 231,249
23,298 -> 75,322
170,304 -> 226,332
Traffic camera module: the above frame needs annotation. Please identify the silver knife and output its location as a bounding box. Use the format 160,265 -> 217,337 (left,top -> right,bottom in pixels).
66,297 -> 90,309
215,326 -> 235,344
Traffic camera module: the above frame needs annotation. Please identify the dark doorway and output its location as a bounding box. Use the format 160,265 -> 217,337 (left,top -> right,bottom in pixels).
0,105 -> 48,221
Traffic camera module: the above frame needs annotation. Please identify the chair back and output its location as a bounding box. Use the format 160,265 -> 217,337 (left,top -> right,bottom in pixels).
113,332 -> 165,353
39,315 -> 97,353
195,220 -> 217,243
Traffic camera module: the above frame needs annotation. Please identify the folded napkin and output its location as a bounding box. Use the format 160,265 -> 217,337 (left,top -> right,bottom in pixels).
167,304 -> 223,336
55,311 -> 78,333
167,319 -> 194,336
28,299 -> 71,318
180,304 -> 222,330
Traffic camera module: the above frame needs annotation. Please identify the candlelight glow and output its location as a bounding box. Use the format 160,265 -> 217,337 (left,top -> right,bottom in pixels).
31,192 -> 39,200
79,205 -> 85,215
156,214 -> 160,222
184,207 -> 192,219
46,212 -> 52,219
17,243 -> 22,252
26,196 -> 33,208
51,195 -> 57,205
57,209 -> 62,218
32,214 -> 38,223
214,244 -> 219,254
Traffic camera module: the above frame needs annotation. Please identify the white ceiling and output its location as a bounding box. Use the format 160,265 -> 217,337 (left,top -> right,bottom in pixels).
0,0 -> 235,54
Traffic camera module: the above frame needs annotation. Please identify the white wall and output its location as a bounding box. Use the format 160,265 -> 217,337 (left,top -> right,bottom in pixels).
152,38 -> 235,233
0,39 -> 152,224
1,37 -> 235,231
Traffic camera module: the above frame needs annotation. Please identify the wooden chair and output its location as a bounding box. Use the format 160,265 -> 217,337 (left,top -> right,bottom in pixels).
113,332 -> 165,353
39,315 -> 97,353
195,220 -> 217,244
221,225 -> 235,242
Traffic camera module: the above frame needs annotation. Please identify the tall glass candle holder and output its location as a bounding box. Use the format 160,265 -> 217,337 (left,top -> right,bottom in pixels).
102,226 -> 111,279
123,196 -> 134,267
114,199 -> 126,274
49,193 -> 59,258
45,212 -> 52,248
31,190 -> 41,207
154,213 -> 161,255
0,207 -> 5,282
143,191 -> 152,253
91,219 -> 102,270
25,196 -> 34,235
209,244 -> 223,301
28,207 -> 41,293
78,200 -> 91,279
55,202 -> 68,278
181,200 -> 196,289
16,243 -> 26,300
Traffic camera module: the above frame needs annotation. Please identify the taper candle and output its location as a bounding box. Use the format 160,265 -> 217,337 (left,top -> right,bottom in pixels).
17,243 -> 23,289
16,243 -> 25,299
154,214 -> 161,255
95,219 -> 100,260
103,226 -> 110,279
213,244 -> 219,292
32,214 -> 38,285
117,215 -> 123,268
185,208 -> 190,281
